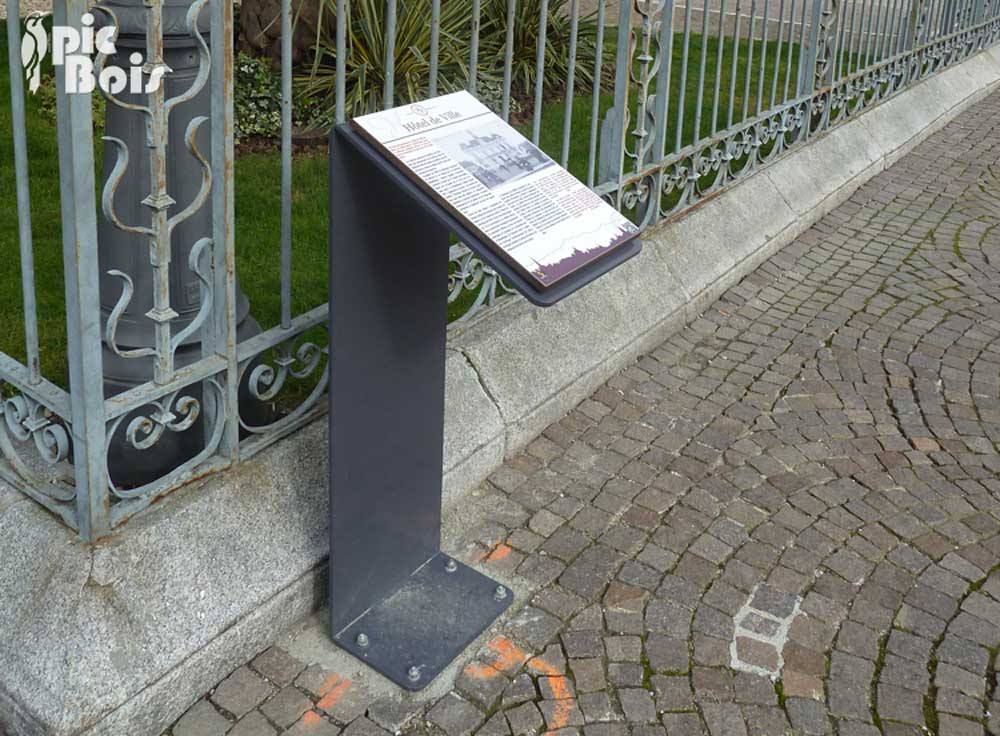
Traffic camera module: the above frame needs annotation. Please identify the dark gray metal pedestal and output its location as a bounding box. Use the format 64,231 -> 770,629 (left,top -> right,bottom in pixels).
328,124 -> 641,691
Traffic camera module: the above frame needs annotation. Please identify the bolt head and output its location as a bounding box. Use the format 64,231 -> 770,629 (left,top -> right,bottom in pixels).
445,558 -> 458,573
356,633 -> 369,648
407,666 -> 421,682
494,585 -> 508,601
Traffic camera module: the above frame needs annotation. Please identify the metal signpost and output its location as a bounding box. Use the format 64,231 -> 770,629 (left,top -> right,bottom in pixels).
327,122 -> 641,691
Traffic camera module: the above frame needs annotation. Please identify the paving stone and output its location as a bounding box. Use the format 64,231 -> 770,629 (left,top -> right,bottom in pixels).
316,677 -> 370,723
507,606 -> 563,650
528,644 -> 567,676
701,703 -> 748,736
785,698 -> 832,735
260,686 -> 313,729
782,670 -> 824,701
645,636 -> 689,674
211,666 -> 276,718
478,712 -> 512,736
651,675 -> 693,711
603,636 -> 642,661
295,665 -> 344,700
691,667 -> 733,701
732,673 -> 777,705
538,675 -> 574,700
426,694 -> 483,736
366,698 -> 423,734
284,712 -> 341,736
616,689 -> 655,723
503,673 -> 538,708
455,663 -> 509,708
606,662 -> 644,688
530,510 -> 566,537
505,702 -> 545,735
734,637 -> 779,672
578,692 -> 618,723
251,647 -> 306,687
229,711 -> 278,736
569,659 -> 606,693
538,699 -> 586,728
340,716 -> 390,736
749,585 -> 797,618
173,700 -> 232,736
741,704 -> 790,736
660,712 -> 705,734
937,714 -> 984,736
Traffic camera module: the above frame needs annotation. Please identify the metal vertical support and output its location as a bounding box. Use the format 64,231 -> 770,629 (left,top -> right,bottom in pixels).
560,0 -> 580,167
329,133 -> 449,633
6,0 -> 41,385
795,0 -> 825,141
677,0 -> 695,147
501,0 -> 517,121
327,124 -> 638,690
429,0 -> 440,97
798,0 -> 826,94
384,0 -> 398,108
972,0 -> 986,30
905,0 -> 925,48
335,0 -> 346,122
469,0 -> 481,94
281,0 -> 293,330
650,0 -> 675,228
328,127 -> 513,692
207,0 -> 240,460
815,0 -> 840,89
586,0 -> 606,186
144,0 -> 177,386
610,0 -> 634,208
53,0 -> 110,540
531,0 -> 550,144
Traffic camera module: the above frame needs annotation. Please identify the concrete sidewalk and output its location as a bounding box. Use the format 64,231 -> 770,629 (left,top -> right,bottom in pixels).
167,89 -> 1000,736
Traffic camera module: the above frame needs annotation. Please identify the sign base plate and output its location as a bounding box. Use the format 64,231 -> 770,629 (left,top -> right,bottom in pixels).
332,553 -> 513,691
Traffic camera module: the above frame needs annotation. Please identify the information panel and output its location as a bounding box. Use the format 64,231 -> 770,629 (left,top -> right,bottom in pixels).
350,91 -> 640,290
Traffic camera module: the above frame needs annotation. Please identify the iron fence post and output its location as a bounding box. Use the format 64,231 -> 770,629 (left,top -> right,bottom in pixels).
610,0 -> 634,210
905,0 -> 926,48
798,0 -> 826,96
53,0 -> 111,541
972,0 -> 986,27
207,0 -> 240,460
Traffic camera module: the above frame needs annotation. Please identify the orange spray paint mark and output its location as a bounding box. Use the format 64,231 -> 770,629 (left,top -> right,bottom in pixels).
302,710 -> 324,727
485,635 -> 575,733
316,673 -> 343,698
316,677 -> 352,711
486,636 -> 529,674
527,660 -> 574,732
486,543 -> 513,563
464,662 -> 502,681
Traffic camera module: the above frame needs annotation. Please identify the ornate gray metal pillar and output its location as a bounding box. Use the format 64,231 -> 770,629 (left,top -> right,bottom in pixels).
97,0 -> 264,486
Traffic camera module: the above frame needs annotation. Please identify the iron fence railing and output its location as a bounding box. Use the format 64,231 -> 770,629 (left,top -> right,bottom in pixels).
2,0 -> 999,540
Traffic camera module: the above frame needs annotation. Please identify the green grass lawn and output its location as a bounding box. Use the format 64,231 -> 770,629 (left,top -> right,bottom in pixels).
0,18 -> 799,388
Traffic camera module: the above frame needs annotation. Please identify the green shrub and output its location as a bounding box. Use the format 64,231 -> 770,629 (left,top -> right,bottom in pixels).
298,0 -> 598,125
236,53 -> 324,140
478,0 -> 600,97
30,74 -> 106,132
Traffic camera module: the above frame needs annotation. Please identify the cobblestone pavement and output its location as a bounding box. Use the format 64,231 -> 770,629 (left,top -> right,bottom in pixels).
167,91 -> 1000,736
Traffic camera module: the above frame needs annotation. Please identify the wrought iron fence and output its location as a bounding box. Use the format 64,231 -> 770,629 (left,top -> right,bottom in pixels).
2,0 -> 999,541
